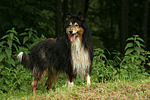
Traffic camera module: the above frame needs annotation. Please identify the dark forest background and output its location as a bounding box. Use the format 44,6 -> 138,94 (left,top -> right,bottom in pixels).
0,0 -> 150,53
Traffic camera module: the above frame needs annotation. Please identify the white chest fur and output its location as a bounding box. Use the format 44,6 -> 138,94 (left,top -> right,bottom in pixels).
71,38 -> 90,77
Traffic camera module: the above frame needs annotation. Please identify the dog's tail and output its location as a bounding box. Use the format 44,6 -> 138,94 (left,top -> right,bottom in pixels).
17,52 -> 32,69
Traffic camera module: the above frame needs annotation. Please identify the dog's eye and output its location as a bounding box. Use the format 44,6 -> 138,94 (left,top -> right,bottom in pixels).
75,25 -> 79,27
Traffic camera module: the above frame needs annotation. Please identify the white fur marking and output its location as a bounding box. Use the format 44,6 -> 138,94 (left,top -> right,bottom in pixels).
86,74 -> 91,86
67,81 -> 74,87
71,38 -> 90,77
17,52 -> 24,62
73,30 -> 77,34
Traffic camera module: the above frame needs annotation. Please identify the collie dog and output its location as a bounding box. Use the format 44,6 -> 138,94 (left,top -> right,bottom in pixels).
17,12 -> 93,94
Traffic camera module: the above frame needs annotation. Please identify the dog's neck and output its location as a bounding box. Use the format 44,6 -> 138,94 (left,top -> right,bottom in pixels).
71,38 -> 90,77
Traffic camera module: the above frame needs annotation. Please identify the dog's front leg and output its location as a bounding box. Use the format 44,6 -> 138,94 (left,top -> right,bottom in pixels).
66,74 -> 74,87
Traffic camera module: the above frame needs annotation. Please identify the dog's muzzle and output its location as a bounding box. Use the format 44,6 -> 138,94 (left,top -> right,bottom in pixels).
69,28 -> 73,34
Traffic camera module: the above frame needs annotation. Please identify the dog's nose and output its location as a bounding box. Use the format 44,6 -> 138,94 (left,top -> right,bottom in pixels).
69,30 -> 73,34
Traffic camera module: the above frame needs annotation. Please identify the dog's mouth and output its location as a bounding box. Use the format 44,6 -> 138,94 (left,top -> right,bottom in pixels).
70,33 -> 78,42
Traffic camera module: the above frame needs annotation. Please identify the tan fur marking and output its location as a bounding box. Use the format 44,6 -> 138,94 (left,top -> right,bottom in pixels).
66,21 -> 84,43
31,80 -> 38,95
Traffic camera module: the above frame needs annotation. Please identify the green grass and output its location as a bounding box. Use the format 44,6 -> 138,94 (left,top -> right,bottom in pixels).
1,78 -> 150,100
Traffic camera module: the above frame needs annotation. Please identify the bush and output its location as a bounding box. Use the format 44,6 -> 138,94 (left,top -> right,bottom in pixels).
92,35 -> 150,83
91,48 -> 118,83
120,35 -> 150,79
0,28 -> 46,93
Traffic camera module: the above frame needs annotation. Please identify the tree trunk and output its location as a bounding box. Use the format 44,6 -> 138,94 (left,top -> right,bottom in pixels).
84,0 -> 89,17
72,0 -> 85,15
63,0 -> 68,25
142,0 -> 149,48
55,0 -> 62,37
119,0 -> 128,54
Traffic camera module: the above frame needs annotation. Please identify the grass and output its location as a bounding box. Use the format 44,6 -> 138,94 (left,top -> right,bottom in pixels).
1,78 -> 150,100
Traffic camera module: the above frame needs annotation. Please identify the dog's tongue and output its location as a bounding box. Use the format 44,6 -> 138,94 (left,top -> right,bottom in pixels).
70,34 -> 76,42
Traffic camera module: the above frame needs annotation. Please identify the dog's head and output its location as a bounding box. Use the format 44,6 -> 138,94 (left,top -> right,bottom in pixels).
65,12 -> 85,43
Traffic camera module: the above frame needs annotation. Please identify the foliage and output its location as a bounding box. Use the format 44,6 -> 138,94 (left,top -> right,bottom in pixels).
92,48 -> 116,82
120,35 -> 149,79
1,0 -> 150,50
0,65 -> 32,93
92,35 -> 150,82
0,28 -> 46,93
0,28 -> 20,66
0,0 -> 55,38
19,28 -> 46,51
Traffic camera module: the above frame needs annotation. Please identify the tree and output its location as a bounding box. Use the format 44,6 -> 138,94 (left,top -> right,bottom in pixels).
142,0 -> 149,48
72,0 -> 85,15
55,0 -> 62,37
119,0 -> 128,53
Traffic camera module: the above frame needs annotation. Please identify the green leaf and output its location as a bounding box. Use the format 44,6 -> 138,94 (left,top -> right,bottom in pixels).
25,28 -> 30,31
140,56 -> 145,61
20,32 -> 28,36
18,47 -> 29,53
33,30 -> 37,34
136,37 -> 145,43
9,33 -> 14,40
0,53 -> 6,62
7,39 -> 12,48
13,44 -> 19,51
23,37 -> 29,44
135,41 -> 141,47
0,41 -> 6,47
5,79 -> 10,85
1,35 -> 9,39
125,43 -> 133,50
126,37 -> 133,41
13,36 -> 21,44
6,58 -> 15,66
29,31 -> 32,38
6,28 -> 17,35
147,63 -> 150,66
135,46 -> 144,54
5,48 -> 12,58
125,48 -> 134,55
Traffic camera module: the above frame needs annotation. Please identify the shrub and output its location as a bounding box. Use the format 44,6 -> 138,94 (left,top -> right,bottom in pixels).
120,35 -> 149,79
91,48 -> 118,83
92,35 -> 150,83
0,28 -> 46,93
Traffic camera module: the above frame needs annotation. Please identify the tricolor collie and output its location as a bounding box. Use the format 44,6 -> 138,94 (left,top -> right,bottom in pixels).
17,12 -> 93,94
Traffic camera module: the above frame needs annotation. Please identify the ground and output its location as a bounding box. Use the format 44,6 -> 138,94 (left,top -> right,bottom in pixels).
4,78 -> 150,100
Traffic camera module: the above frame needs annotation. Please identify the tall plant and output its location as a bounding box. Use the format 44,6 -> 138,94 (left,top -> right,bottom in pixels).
0,28 -> 20,66
0,28 -> 46,93
120,35 -> 149,79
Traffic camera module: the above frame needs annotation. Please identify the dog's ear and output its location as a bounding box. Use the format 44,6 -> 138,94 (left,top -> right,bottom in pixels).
78,12 -> 85,21
65,13 -> 72,21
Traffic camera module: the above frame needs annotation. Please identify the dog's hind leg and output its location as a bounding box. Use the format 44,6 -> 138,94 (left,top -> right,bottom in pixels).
45,70 -> 60,90
31,67 -> 44,94
31,78 -> 39,95
45,76 -> 52,90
